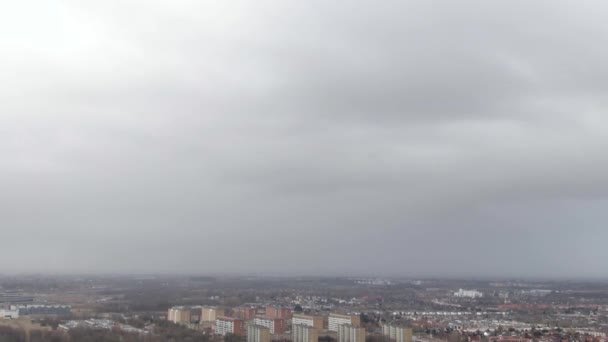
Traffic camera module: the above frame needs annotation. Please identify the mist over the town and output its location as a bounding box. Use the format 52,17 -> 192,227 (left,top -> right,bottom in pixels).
2,1 -> 608,278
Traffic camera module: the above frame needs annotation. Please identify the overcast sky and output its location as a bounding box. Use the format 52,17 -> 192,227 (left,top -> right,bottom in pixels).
1,1 -> 608,278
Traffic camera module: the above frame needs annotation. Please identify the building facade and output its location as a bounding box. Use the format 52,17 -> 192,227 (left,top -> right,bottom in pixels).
0,292 -> 34,304
292,314 -> 324,330
328,313 -> 360,332
293,324 -> 319,342
235,306 -> 258,320
381,324 -> 413,342
252,317 -> 287,334
337,324 -> 365,342
201,306 -> 225,322
168,306 -> 192,324
12,304 -> 71,317
453,289 -> 483,298
247,324 -> 271,342
215,316 -> 245,336
265,306 -> 292,319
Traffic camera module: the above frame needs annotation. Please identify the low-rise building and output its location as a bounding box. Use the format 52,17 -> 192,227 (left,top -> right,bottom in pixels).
0,292 -> 34,304
13,304 -> 71,317
453,289 -> 483,298
0,309 -> 19,319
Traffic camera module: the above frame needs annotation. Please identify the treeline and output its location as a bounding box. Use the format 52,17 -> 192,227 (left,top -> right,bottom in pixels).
0,319 -> 212,342
0,325 -> 64,342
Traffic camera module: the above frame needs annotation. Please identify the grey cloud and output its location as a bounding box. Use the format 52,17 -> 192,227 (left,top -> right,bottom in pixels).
1,1 -> 608,277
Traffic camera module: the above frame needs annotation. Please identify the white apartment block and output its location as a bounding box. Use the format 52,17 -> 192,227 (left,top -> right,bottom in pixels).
215,317 -> 244,336
292,315 -> 314,327
215,318 -> 233,336
328,313 -> 360,332
292,314 -> 324,330
252,317 -> 282,334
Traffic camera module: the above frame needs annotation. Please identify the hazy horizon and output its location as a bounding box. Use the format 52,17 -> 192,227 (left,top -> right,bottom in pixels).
2,1 -> 608,278
2,271 -> 608,283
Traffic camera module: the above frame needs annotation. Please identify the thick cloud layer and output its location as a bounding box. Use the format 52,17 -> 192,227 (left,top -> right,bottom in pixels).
1,1 -> 608,277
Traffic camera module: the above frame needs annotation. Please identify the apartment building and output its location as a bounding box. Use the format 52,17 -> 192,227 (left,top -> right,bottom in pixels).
167,306 -> 191,324
247,324 -> 271,342
235,306 -> 258,320
252,316 -> 287,334
328,313 -> 360,332
201,306 -> 225,322
337,324 -> 366,342
293,324 -> 319,342
292,313 -> 324,330
215,316 -> 245,336
265,306 -> 292,319
381,324 -> 413,342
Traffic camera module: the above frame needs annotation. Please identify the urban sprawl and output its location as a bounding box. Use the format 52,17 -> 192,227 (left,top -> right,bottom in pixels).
0,276 -> 607,342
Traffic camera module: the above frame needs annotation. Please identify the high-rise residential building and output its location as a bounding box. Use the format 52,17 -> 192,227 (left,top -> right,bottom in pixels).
247,324 -> 271,342
215,316 -> 245,336
381,324 -> 413,342
328,313 -> 361,332
252,316 -> 287,334
293,324 -> 319,342
167,306 -> 192,324
235,306 -> 258,320
292,314 -> 324,330
201,306 -> 225,322
265,306 -> 293,319
337,324 -> 365,342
